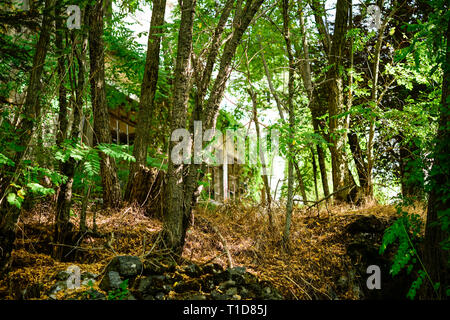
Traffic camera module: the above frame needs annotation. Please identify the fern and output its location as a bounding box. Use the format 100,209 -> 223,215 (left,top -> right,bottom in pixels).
0,152 -> 14,167
97,143 -> 135,163
380,201 -> 436,299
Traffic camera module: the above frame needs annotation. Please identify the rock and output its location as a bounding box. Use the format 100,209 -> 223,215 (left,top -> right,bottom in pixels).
143,258 -> 176,275
202,263 -> 223,275
345,222 -> 414,300
48,281 -> 68,299
228,266 -> 246,277
99,271 -> 123,292
225,287 -> 238,296
183,264 -> 202,277
106,256 -> 143,279
239,287 -> 250,298
155,292 -> 165,300
174,279 -> 201,293
137,275 -> 168,296
211,290 -> 228,300
218,280 -> 236,291
81,279 -> 96,287
262,286 -> 272,295
201,275 -> 216,291
218,266 -> 247,283
81,272 -> 98,280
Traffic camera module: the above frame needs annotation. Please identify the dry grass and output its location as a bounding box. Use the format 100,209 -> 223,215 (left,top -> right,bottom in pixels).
0,200 -> 422,300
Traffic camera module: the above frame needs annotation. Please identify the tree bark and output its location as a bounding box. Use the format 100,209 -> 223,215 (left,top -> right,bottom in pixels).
53,6 -> 72,260
162,0 -> 264,254
124,0 -> 167,203
162,0 -> 197,253
0,0 -> 55,275
348,125 -> 368,191
247,82 -> 274,228
54,10 -> 89,260
88,0 -> 121,208
282,0 -> 295,245
422,15 -> 450,300
326,0 -> 353,202
297,0 -> 330,198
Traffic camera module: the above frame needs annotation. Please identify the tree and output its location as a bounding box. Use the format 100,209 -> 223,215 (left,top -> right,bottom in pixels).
54,7 -> 89,260
162,0 -> 265,254
124,0 -> 167,204
162,0 -> 197,252
88,0 -> 121,208
0,0 -> 56,274
282,0 -> 295,245
297,0 -> 330,199
325,0 -> 355,202
423,4 -> 450,299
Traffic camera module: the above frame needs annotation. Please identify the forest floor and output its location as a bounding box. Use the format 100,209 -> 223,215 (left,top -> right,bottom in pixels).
0,201 -> 425,300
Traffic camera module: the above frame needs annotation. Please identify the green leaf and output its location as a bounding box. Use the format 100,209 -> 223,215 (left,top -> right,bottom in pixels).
7,193 -> 22,209
26,183 -> 55,196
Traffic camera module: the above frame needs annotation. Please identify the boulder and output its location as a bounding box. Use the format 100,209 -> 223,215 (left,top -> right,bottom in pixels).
99,271 -> 123,292
105,256 -> 143,278
48,281 -> 68,300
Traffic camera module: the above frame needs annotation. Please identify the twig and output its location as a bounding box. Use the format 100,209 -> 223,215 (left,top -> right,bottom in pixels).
200,252 -> 227,266
197,216 -> 234,269
307,184 -> 357,211
296,274 -> 332,300
142,232 -> 162,258
49,243 -> 105,252
284,275 -> 312,300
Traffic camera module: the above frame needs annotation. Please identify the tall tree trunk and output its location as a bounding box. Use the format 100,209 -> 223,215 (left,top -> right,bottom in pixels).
162,0 -> 196,253
0,0 -> 55,275
422,16 -> 450,300
124,0 -> 167,203
247,84 -> 274,228
297,0 -> 330,198
54,10 -> 89,259
53,7 -> 72,260
326,0 -> 353,202
182,0 -> 235,221
282,0 -> 295,245
88,0 -> 121,208
162,0 -> 264,254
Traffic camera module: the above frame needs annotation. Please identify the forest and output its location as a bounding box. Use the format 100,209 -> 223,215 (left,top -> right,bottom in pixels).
0,0 -> 449,302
